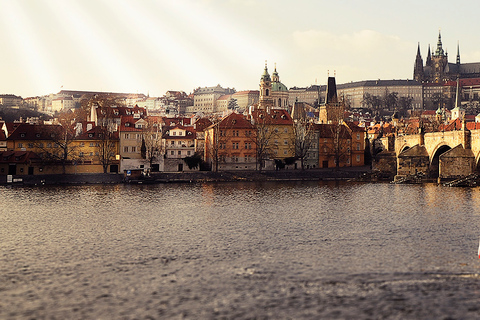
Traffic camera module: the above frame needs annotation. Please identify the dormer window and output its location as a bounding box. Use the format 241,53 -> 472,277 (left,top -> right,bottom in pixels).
125,123 -> 130,127
36,133 -> 41,138
88,133 -> 93,138
20,133 -> 26,138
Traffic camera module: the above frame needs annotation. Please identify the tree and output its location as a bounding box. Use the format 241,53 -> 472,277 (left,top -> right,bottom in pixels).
362,93 -> 383,116
140,118 -> 164,169
398,96 -> 414,116
249,110 -> 279,171
383,91 -> 398,111
83,96 -> 122,173
319,123 -> 352,169
205,119 -> 226,172
35,111 -> 79,174
292,119 -> 315,170
228,98 -> 238,110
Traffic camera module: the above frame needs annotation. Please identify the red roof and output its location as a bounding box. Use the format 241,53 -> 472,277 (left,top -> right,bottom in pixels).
0,151 -> 41,163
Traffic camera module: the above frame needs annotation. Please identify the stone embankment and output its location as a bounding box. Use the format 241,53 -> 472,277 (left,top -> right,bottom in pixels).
0,166 -> 372,186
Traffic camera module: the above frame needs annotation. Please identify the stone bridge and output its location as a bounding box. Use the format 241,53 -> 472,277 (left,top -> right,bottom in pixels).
393,127 -> 480,181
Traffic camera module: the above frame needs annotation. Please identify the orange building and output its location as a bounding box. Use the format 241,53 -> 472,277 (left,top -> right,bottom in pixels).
204,112 -> 256,171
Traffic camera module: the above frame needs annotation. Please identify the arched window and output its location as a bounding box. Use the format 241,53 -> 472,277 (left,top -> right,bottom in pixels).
266,89 -> 269,96
278,98 -> 281,107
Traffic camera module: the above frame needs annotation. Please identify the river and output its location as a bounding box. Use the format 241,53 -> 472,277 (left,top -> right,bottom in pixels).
1,181 -> 480,319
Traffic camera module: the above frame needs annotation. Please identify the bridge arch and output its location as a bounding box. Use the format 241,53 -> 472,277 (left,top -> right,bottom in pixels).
429,144 -> 452,178
397,143 -> 411,156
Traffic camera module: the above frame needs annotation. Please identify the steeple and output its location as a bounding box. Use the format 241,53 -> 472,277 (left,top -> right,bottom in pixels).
435,30 -> 444,57
272,63 -> 279,82
456,41 -> 461,65
414,43 -> 424,81
426,44 -> 432,66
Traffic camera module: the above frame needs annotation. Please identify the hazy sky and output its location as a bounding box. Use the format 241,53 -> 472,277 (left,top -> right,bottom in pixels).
2,0 -> 480,98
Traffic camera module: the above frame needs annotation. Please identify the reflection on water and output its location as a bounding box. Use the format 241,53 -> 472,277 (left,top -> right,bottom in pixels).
1,181 -> 480,319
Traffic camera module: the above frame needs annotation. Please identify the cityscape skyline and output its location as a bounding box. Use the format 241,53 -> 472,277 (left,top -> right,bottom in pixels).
2,0 -> 480,98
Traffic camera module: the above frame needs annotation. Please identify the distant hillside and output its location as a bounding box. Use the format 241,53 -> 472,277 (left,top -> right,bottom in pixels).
0,107 -> 52,122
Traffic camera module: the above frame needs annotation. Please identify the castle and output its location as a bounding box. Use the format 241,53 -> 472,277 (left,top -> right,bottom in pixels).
414,31 -> 480,83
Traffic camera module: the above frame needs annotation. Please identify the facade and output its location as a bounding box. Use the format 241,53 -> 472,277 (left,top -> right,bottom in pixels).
4,122 -> 120,174
288,85 -> 325,106
249,108 -> 295,161
162,125 -> 196,172
232,91 -> 259,112
204,112 -> 257,171
337,79 -> 423,110
51,96 -> 75,112
315,123 -> 365,168
187,85 -> 236,114
0,94 -> 23,107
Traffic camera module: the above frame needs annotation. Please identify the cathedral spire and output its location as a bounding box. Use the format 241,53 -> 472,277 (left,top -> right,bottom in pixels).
456,41 -> 461,65
426,44 -> 432,66
435,29 -> 444,57
414,43 -> 424,81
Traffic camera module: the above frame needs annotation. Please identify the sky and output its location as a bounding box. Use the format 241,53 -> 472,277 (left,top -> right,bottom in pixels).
1,0 -> 480,98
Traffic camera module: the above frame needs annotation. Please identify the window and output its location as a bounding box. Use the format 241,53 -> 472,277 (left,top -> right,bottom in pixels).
79,152 -> 84,157
89,152 -> 94,156
124,146 -> 129,152
356,133 -> 360,140
125,133 -> 130,139
356,143 -> 360,151
18,143 -> 23,148
173,131 -> 176,136
187,151 -> 191,155
284,150 -> 288,155
131,147 -> 136,153
171,141 -> 175,145
232,142 -> 239,149
284,140 -> 288,145
178,151 -> 181,155
171,151 -> 174,155
28,143 -> 33,148
90,142 -> 94,147
356,155 -> 361,162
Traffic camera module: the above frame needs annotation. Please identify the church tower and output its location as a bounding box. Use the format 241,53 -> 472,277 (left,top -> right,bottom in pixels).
414,43 -> 424,82
258,61 -> 274,110
432,30 -> 448,83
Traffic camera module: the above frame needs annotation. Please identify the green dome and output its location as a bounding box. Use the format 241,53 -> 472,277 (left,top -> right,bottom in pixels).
272,81 -> 288,92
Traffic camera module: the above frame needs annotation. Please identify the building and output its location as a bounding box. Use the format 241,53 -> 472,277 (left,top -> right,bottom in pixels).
162,124 -> 196,171
414,31 -> 480,83
270,65 -> 289,109
288,85 -> 325,106
248,108 -> 295,162
232,91 -> 259,112
337,79 -> 423,111
204,112 -> 256,171
187,85 -> 236,114
319,77 -> 345,124
51,96 -> 75,112
0,94 -> 24,107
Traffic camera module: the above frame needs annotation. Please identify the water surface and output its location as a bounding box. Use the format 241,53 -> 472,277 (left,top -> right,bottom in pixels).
1,181 -> 480,319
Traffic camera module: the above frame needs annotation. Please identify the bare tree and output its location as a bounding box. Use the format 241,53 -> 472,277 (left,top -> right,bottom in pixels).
249,110 -> 279,171
83,96 -> 122,173
318,123 -> 352,169
292,119 -> 316,170
35,112 -> 79,174
141,118 -> 164,169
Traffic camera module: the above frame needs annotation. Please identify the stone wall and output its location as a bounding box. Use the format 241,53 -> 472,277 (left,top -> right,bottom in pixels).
439,145 -> 475,180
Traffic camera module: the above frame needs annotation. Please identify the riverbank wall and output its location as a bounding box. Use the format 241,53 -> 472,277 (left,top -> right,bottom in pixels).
0,166 -> 372,186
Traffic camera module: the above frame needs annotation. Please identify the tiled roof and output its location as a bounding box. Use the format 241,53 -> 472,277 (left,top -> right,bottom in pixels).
7,123 -> 63,140
0,151 -> 41,163
249,109 -> 293,125
315,124 -> 352,139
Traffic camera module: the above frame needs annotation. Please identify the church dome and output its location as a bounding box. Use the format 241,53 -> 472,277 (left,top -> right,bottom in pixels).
272,81 -> 288,92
